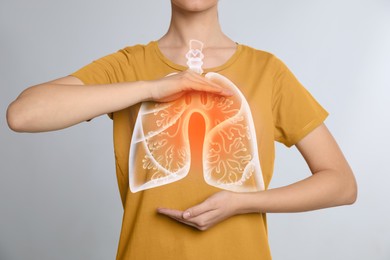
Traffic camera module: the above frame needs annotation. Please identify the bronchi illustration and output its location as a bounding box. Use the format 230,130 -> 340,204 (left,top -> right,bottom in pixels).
129,40 -> 265,193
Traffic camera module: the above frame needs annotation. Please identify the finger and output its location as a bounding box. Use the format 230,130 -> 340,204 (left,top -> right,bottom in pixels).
167,216 -> 199,229
183,74 -> 220,91
188,73 -> 221,89
182,201 -> 217,220
156,208 -> 184,219
199,79 -> 233,96
186,72 -> 233,96
183,210 -> 220,230
157,208 -> 201,229
191,83 -> 233,96
164,210 -> 216,230
205,74 -> 236,96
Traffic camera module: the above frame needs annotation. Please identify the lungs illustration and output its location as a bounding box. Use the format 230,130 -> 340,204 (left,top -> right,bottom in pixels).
129,40 -> 264,192
129,71 -> 265,193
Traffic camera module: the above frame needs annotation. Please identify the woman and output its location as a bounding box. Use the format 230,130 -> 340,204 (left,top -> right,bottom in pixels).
6,0 -> 357,259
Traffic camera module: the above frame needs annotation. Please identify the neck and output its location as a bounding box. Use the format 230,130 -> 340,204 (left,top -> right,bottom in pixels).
159,3 -> 233,48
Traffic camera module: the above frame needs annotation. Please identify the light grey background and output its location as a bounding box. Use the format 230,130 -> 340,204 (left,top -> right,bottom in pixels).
1,0 -> 389,259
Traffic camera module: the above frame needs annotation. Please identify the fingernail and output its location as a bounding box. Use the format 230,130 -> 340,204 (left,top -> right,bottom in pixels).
183,212 -> 191,219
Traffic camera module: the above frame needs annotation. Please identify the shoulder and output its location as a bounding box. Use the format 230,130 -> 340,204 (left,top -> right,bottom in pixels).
121,41 -> 156,59
90,41 -> 155,68
238,44 -> 286,72
239,44 -> 275,60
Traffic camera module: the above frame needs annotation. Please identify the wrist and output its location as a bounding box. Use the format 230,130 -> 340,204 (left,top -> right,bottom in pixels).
129,80 -> 152,102
234,192 -> 265,214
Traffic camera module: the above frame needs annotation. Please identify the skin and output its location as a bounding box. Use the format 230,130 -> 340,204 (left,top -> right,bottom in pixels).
6,70 -> 231,132
6,0 -> 357,231
157,0 -> 357,230
157,124 -> 357,230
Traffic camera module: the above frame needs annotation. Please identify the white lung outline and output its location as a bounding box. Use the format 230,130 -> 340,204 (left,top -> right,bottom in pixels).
129,72 -> 265,193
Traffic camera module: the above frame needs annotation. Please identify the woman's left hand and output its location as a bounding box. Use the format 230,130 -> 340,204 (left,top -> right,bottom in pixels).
157,191 -> 241,231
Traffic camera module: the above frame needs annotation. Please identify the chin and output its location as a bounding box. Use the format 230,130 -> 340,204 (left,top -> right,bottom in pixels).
171,0 -> 219,12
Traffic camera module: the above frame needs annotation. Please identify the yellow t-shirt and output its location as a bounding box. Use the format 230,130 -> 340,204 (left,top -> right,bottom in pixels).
71,41 -> 328,260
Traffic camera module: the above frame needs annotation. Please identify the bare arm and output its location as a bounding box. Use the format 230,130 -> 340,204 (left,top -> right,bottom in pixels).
6,71 -> 232,132
237,124 -> 357,213
158,124 -> 358,230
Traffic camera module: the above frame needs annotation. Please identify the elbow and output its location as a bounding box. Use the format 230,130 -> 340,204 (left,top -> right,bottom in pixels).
345,179 -> 358,205
7,84 -> 58,133
341,169 -> 358,206
6,101 -> 29,132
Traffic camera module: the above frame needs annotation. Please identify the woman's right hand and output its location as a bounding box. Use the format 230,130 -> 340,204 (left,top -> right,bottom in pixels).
146,70 -> 233,103
6,71 -> 232,133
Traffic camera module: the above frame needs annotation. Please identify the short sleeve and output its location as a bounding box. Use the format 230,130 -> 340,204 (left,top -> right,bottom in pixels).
272,58 -> 329,147
70,49 -> 135,119
70,49 -> 133,85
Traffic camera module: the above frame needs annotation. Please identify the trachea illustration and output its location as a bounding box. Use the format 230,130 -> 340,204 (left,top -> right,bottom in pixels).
129,40 -> 264,193
186,39 -> 204,74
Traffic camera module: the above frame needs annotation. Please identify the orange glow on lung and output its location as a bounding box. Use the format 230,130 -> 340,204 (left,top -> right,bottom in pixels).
188,111 -> 206,166
129,72 -> 264,193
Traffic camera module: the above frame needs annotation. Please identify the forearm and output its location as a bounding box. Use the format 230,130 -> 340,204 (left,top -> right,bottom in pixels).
157,125 -> 357,230
7,81 -> 150,132
7,71 -> 230,133
237,169 -> 357,214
